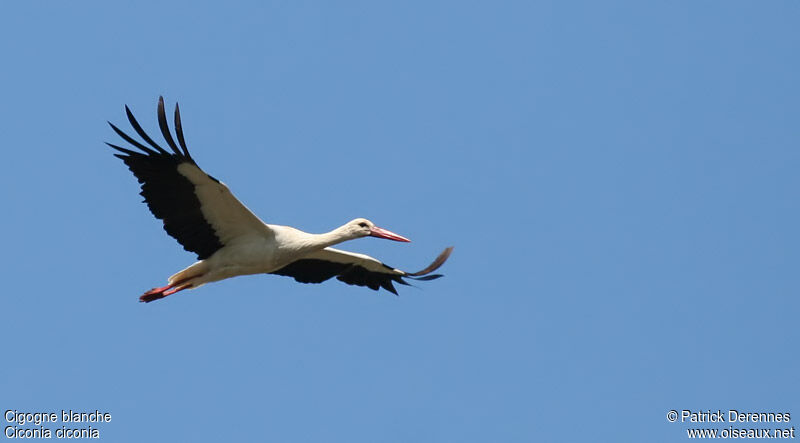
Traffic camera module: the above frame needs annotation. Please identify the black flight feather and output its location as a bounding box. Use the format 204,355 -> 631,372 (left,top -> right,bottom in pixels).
271,247 -> 454,295
108,122 -> 160,156
125,105 -> 170,155
108,97 -> 224,260
157,96 -> 182,156
173,103 -> 192,159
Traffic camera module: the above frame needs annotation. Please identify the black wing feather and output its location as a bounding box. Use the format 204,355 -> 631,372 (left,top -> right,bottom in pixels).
174,103 -> 192,159
108,122 -> 159,156
271,247 -> 453,295
157,96 -> 182,156
272,259 -> 404,295
271,259 -> 352,284
125,105 -> 170,155
108,97 -> 224,260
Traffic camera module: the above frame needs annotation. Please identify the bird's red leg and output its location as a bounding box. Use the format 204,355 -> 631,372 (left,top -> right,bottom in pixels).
162,286 -> 187,297
140,285 -> 173,303
139,278 -> 191,303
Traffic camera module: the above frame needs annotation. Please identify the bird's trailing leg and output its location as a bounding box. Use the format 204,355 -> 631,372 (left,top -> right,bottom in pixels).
139,278 -> 192,303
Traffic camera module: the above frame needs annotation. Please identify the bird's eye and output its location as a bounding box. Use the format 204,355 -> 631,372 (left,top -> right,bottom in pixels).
358,222 -> 368,228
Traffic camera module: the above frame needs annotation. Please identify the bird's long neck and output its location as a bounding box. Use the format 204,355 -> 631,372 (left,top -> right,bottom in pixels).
305,225 -> 357,250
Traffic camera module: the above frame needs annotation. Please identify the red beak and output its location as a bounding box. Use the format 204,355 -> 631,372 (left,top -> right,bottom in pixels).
369,226 -> 411,242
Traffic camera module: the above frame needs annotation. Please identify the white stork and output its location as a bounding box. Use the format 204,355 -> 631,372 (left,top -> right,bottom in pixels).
107,97 -> 453,302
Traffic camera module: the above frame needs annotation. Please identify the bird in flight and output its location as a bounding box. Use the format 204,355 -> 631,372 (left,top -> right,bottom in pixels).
107,97 -> 453,302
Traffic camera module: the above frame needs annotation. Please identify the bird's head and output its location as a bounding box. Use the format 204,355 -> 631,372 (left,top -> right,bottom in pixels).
346,218 -> 411,242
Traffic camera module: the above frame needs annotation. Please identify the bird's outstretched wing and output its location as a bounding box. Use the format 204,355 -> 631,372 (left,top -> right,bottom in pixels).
272,247 -> 454,294
108,96 -> 271,260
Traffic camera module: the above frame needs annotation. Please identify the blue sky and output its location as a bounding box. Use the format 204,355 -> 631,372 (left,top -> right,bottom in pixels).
1,1 -> 798,442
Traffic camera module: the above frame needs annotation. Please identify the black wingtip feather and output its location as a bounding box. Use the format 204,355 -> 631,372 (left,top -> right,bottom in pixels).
108,122 -> 159,155
125,105 -> 170,155
157,97 -> 182,156
408,274 -> 444,281
174,103 -> 192,159
105,142 -> 138,156
407,246 -> 454,277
